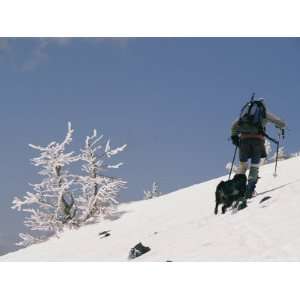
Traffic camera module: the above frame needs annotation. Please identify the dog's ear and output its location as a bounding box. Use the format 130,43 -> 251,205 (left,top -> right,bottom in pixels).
234,174 -> 247,184
235,174 -> 247,193
217,181 -> 225,189
233,174 -> 241,181
239,174 -> 247,185
242,175 -> 247,184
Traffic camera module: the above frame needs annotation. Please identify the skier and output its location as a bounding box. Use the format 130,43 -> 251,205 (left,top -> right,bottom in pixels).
231,97 -> 286,205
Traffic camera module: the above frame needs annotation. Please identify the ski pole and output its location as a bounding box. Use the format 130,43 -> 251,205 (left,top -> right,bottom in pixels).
273,127 -> 285,177
263,132 -> 280,177
273,140 -> 280,177
281,129 -> 285,140
229,145 -> 238,180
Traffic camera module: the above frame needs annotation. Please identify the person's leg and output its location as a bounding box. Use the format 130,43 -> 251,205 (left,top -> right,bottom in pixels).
236,139 -> 250,209
237,161 -> 248,174
245,139 -> 263,199
246,165 -> 259,198
237,139 -> 250,175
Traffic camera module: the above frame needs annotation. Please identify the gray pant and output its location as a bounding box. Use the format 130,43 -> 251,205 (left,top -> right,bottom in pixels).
237,138 -> 266,183
239,138 -> 266,165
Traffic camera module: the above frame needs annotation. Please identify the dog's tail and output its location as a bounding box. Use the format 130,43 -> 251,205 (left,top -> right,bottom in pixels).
215,192 -> 220,215
214,204 -> 219,215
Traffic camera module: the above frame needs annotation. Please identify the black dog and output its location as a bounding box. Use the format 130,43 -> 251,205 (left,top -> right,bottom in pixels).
215,174 -> 247,215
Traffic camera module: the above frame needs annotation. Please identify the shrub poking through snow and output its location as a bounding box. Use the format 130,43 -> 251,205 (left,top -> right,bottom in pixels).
144,181 -> 161,200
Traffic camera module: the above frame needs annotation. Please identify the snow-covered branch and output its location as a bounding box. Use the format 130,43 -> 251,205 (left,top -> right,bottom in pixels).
13,123 -> 79,239
225,162 -> 238,174
16,233 -> 46,247
13,123 -> 127,247
78,130 -> 127,223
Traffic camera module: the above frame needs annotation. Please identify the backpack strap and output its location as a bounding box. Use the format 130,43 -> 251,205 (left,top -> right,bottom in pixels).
240,101 -> 250,117
239,100 -> 266,125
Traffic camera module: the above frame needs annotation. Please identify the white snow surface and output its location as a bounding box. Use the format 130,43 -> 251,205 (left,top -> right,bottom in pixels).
2,157 -> 300,261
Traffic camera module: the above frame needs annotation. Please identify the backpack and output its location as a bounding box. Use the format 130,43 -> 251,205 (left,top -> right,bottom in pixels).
238,99 -> 267,133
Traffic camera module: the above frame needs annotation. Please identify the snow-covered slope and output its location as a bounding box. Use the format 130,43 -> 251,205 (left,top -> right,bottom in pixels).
2,157 -> 300,261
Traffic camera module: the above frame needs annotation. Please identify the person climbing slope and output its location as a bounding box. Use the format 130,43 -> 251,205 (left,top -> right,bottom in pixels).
231,96 -> 286,204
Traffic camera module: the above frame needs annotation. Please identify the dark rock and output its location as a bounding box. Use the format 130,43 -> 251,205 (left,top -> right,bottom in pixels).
128,242 -> 151,260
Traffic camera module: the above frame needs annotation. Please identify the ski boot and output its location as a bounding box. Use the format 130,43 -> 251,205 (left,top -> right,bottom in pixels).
245,180 -> 257,199
238,197 -> 247,210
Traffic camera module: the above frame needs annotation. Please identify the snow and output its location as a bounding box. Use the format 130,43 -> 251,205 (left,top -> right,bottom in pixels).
2,157 -> 300,261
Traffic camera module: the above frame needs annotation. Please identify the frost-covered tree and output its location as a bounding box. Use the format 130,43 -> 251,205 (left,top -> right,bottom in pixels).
225,162 -> 238,174
12,122 -> 79,237
291,152 -> 300,158
261,139 -> 273,165
271,146 -> 291,161
13,124 -> 127,246
265,139 -> 272,157
277,147 -> 291,161
144,181 -> 161,200
16,233 -> 45,247
77,129 -> 127,223
152,182 -> 161,198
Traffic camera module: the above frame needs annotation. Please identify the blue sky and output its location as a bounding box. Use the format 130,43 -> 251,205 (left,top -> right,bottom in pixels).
0,37 -> 300,252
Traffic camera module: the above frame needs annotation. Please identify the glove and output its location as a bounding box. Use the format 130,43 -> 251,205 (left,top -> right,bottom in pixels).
280,128 -> 285,139
276,126 -> 285,139
231,135 -> 240,147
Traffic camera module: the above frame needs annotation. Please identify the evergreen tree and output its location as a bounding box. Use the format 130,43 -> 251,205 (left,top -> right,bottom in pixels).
144,181 -> 161,200
12,123 -> 79,244
276,146 -> 291,161
225,162 -> 238,174
77,129 -> 127,223
12,124 -> 127,246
